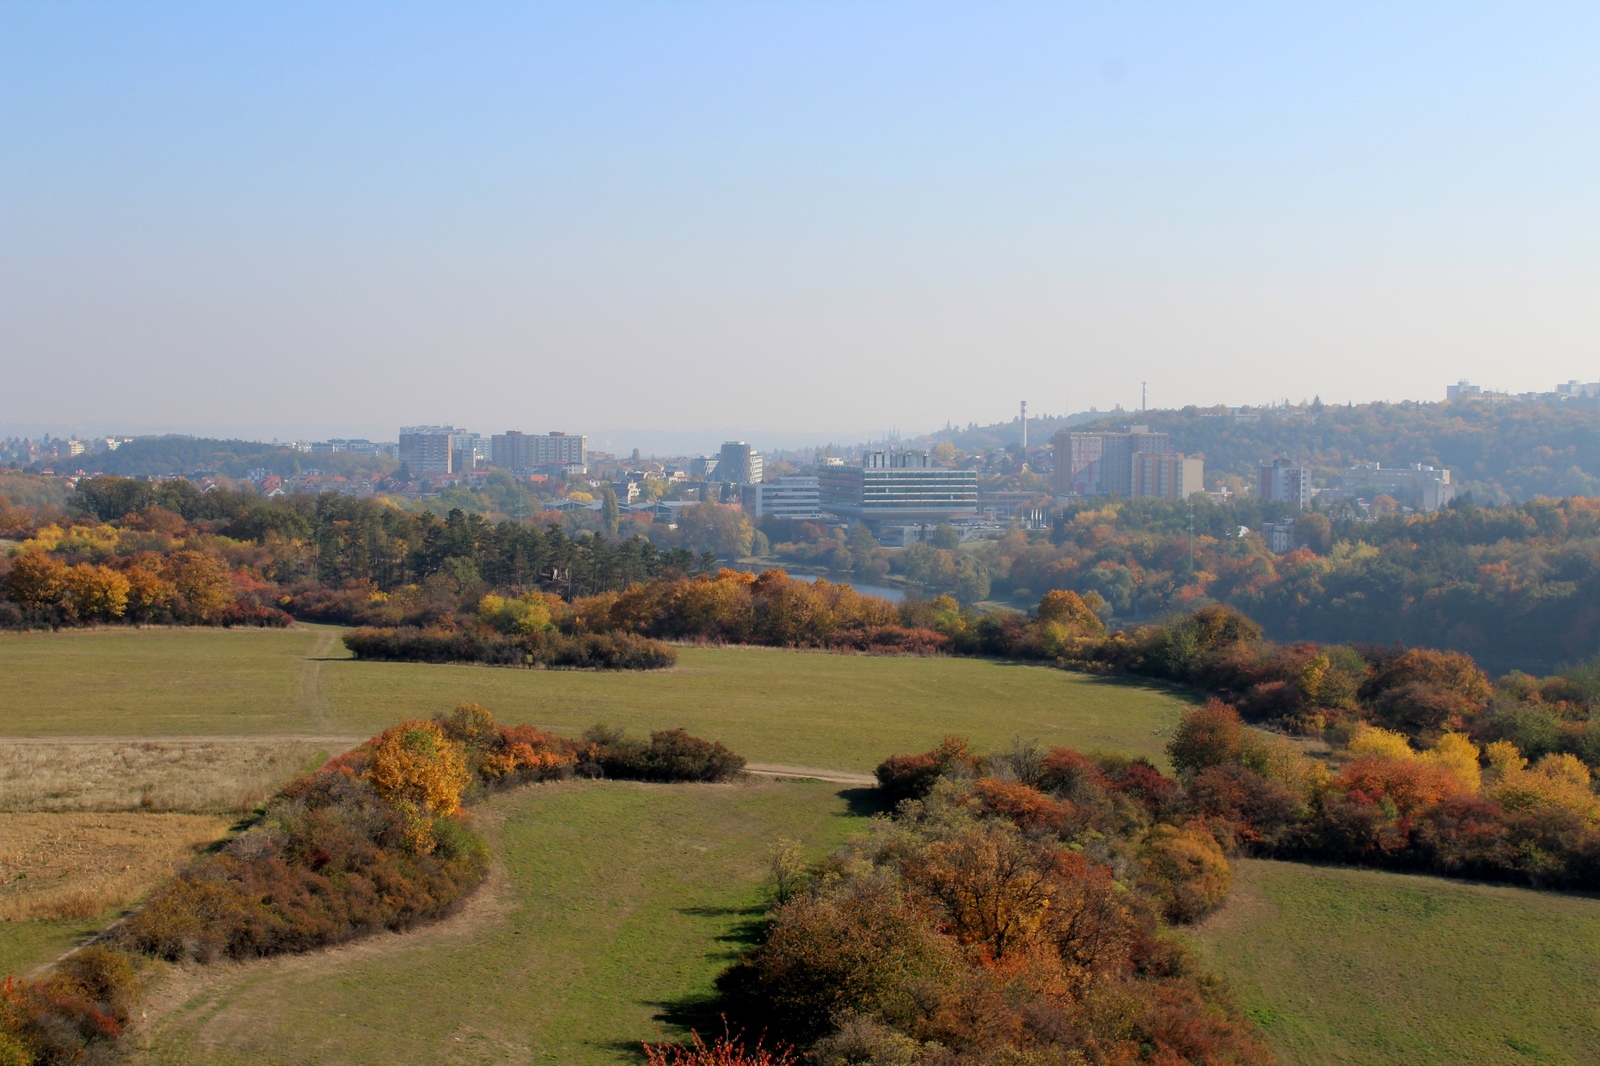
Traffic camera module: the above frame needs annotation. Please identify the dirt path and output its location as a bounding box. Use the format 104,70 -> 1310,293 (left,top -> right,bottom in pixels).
297,628 -> 341,731
744,762 -> 876,786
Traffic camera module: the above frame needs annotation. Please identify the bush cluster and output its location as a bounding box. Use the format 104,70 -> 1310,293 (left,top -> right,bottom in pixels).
1164,701 -> 1600,889
0,948 -> 138,1066
579,726 -> 746,783
342,626 -> 677,670
115,721 -> 490,963
1053,603 -> 1600,778
705,737 -> 1269,1065
1,703 -> 748,1064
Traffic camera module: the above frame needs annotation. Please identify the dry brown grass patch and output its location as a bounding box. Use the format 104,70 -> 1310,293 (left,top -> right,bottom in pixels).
0,812 -> 230,922
0,739 -> 339,813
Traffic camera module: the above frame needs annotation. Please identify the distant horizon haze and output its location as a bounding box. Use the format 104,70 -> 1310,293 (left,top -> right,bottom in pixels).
3,3 -> 1596,440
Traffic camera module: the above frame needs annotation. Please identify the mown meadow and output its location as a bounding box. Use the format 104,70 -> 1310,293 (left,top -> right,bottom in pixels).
1191,859 -> 1600,1066
131,778 -> 866,1065
3,625 -> 1599,1065
0,625 -> 1190,769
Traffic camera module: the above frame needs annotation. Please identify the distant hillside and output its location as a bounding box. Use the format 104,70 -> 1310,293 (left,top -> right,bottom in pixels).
32,436 -> 394,480
914,408 -> 1112,452
936,399 -> 1600,503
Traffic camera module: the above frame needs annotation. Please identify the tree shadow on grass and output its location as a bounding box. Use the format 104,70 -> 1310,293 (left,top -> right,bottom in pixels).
839,785 -> 891,818
677,904 -> 769,952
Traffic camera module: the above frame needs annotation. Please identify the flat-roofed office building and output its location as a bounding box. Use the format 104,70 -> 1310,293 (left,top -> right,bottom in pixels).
717,441 -> 763,484
742,476 -> 824,519
818,451 -> 978,523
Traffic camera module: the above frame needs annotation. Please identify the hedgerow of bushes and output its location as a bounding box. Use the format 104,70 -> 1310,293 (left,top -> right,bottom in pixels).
695,735 -> 1269,1066
1168,700 -> 1600,889
0,706 -> 746,1065
342,626 -> 677,670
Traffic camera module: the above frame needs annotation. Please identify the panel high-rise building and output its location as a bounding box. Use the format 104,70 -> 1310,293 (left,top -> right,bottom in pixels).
399,426 -> 466,475
1258,459 -> 1312,509
1050,426 -> 1191,498
1132,452 -> 1205,501
489,431 -> 588,473
717,441 -> 764,485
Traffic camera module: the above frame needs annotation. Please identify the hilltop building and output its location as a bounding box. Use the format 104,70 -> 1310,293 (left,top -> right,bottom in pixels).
1258,458 -> 1313,509
1050,426 -> 1203,500
818,450 -> 978,524
1341,462 -> 1455,511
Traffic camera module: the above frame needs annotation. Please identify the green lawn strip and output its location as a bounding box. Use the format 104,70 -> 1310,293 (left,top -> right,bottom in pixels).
1189,858 -> 1600,1066
0,627 -> 319,736
139,778 -> 869,1066
0,628 -> 1190,771
0,918 -> 104,979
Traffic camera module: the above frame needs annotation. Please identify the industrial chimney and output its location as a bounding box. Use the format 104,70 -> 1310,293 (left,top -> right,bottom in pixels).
1020,400 -> 1028,450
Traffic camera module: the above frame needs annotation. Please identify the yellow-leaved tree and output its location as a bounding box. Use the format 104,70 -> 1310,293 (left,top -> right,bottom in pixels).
1346,724 -> 1483,793
1486,742 -> 1600,824
364,720 -> 471,850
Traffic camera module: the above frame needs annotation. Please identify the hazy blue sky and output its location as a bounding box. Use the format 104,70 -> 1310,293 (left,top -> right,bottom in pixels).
3,2 -> 1597,450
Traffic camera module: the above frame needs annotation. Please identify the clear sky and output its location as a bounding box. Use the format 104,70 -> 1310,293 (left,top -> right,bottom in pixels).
2,2 -> 1597,451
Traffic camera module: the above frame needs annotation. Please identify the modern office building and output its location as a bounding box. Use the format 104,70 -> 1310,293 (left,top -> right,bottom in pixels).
717,441 -> 764,484
399,426 -> 467,475
689,455 -> 720,479
1051,426 -> 1201,499
489,431 -> 588,473
817,451 -> 979,524
1341,462 -> 1456,511
742,476 -> 824,520
1258,458 -> 1313,509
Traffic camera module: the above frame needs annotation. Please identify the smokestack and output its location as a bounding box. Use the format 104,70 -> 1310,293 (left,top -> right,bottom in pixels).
1020,400 -> 1028,450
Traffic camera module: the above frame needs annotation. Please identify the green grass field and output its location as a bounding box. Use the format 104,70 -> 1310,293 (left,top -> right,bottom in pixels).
1191,859 -> 1600,1066
8,627 -> 1600,1066
135,778 -> 869,1066
0,917 -> 105,980
0,625 -> 1189,770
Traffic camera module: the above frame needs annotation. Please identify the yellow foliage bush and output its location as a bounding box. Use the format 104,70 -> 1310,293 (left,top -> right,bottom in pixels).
364,720 -> 470,818
1345,725 -> 1484,794
476,592 -> 554,635
1137,822 -> 1233,923
1424,732 -> 1482,793
65,563 -> 130,620
1488,747 -> 1600,824
1348,724 -> 1414,761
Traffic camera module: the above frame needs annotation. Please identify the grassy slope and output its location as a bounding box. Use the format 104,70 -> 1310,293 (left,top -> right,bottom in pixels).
138,778 -> 868,1066
0,626 -> 1190,770
0,918 -> 105,980
1191,859 -> 1600,1066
